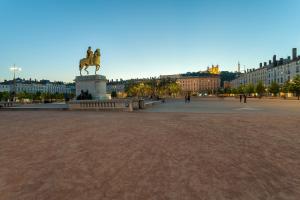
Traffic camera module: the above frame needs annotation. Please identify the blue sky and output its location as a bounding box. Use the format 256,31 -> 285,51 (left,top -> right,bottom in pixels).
0,0 -> 300,82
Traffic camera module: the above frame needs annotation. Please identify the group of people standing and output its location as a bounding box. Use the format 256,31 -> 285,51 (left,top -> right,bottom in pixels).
239,94 -> 247,103
185,94 -> 191,103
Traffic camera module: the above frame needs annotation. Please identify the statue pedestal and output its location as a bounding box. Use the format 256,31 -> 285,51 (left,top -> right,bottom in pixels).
75,75 -> 108,100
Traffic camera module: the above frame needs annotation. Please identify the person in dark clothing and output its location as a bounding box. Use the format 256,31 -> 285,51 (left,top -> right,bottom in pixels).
239,94 -> 242,103
184,94 -> 187,103
187,94 -> 191,103
244,94 -> 247,103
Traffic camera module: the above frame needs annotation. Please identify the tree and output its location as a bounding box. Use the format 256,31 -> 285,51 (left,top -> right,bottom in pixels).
217,88 -> 224,95
231,88 -> 238,95
224,87 -> 231,94
245,84 -> 255,96
0,92 -> 10,101
291,75 -> 300,100
268,81 -> 280,96
237,85 -> 246,94
17,91 -> 33,101
33,91 -> 42,101
281,81 -> 292,93
255,81 -> 265,98
168,82 -> 181,97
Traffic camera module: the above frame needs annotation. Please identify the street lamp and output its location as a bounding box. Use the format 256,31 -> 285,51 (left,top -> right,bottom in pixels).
9,64 -> 22,101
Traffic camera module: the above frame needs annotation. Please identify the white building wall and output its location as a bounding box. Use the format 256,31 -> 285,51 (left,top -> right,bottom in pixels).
231,60 -> 300,88
0,84 -> 11,92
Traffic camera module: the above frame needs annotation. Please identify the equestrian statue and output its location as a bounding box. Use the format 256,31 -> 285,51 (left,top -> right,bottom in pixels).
79,46 -> 101,75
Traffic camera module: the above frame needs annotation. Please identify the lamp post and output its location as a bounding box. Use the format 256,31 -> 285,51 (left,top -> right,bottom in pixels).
9,64 -> 22,101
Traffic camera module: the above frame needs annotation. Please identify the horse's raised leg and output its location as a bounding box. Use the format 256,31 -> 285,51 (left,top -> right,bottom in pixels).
79,65 -> 82,76
84,66 -> 89,75
95,65 -> 100,74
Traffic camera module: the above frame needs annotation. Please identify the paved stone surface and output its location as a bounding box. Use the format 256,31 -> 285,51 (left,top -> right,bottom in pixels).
1,106 -> 300,199
143,97 -> 300,115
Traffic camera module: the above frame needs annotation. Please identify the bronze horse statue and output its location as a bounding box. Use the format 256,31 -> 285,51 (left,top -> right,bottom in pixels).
79,48 -> 101,75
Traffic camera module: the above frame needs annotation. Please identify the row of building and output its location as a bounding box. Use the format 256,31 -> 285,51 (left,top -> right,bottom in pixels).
0,78 -> 75,94
230,48 -> 300,88
176,75 -> 220,94
105,66 -> 222,95
10,54 -> 295,96
161,65 -> 221,94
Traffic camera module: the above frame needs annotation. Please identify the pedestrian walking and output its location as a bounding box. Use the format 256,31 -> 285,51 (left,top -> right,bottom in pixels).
184,94 -> 187,103
187,94 -> 191,103
244,94 -> 247,103
239,94 -> 242,103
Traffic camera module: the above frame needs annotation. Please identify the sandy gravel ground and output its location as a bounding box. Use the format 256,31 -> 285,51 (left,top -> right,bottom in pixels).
0,111 -> 300,200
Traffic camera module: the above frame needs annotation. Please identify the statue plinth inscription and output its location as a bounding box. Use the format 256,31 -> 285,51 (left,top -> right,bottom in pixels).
75,47 -> 108,100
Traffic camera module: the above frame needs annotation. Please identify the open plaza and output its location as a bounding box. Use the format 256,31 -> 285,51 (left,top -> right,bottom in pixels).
1,1 -> 300,199
1,97 -> 300,199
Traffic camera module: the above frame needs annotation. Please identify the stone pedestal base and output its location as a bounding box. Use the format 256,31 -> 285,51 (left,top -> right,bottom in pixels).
75,75 -> 108,100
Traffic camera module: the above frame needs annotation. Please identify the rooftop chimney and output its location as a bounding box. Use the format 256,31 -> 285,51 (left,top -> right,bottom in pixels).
279,58 -> 284,65
259,63 -> 262,68
269,60 -> 272,65
293,48 -> 297,60
273,55 -> 277,66
264,62 -> 267,66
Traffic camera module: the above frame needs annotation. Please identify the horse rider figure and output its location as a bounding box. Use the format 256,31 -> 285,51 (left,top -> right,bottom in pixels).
86,46 -> 94,65
79,46 -> 101,75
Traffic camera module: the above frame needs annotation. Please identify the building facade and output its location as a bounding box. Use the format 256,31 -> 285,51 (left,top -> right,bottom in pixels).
177,76 -> 220,93
106,82 -> 125,94
207,65 -> 220,75
0,84 -> 10,92
231,48 -> 300,88
0,79 -> 75,94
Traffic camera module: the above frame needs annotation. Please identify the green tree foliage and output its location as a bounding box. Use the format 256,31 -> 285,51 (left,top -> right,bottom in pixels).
281,81 -> 292,93
268,81 -> 280,96
230,88 -> 238,95
255,81 -> 265,98
245,84 -> 255,95
33,91 -> 42,101
17,91 -> 33,100
168,82 -> 181,97
290,75 -> 300,100
217,88 -> 224,95
125,78 -> 181,98
0,92 -> 10,101
237,85 -> 246,94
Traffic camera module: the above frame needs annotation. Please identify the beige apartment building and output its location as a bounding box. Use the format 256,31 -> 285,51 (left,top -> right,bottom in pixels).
177,76 -> 220,94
